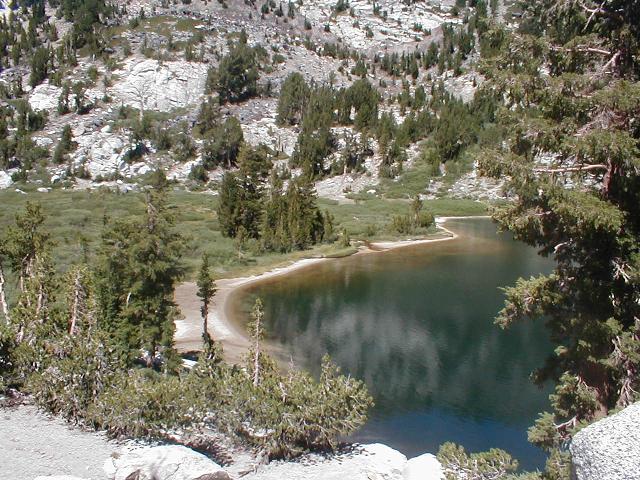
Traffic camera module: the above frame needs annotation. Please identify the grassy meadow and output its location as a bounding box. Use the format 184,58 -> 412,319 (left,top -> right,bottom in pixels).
0,188 -> 488,280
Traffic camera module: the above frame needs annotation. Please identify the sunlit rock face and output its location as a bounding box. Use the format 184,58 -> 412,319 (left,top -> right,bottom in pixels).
110,58 -> 209,113
570,402 -> 640,480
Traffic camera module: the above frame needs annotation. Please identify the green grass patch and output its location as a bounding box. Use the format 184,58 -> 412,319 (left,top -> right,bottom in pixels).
0,189 -> 487,281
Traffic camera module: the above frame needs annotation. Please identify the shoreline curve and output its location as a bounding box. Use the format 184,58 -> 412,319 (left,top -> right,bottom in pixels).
174,216 -> 484,363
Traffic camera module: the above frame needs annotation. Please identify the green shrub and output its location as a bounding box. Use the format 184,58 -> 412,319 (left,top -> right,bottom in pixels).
29,332 -> 120,424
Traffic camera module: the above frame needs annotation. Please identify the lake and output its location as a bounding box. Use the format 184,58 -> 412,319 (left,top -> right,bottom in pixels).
232,218 -> 554,470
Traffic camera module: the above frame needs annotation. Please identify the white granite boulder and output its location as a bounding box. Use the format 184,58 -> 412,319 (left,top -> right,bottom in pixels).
103,445 -> 231,480
28,82 -> 62,112
570,402 -> 640,480
0,170 -> 12,189
403,453 -> 444,480
246,443 -> 407,480
71,130 -> 127,179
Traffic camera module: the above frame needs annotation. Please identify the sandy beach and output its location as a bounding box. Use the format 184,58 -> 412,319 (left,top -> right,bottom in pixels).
174,217 -> 476,363
174,258 -> 329,364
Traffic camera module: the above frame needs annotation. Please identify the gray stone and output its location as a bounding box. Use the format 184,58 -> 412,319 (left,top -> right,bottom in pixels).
28,82 -> 62,112
34,476 -> 89,480
245,443 -> 407,480
0,170 -> 12,189
403,453 -> 444,480
104,445 -> 231,480
570,402 -> 640,480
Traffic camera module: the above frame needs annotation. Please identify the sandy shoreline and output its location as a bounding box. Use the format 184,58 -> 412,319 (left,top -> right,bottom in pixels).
174,217 -> 481,363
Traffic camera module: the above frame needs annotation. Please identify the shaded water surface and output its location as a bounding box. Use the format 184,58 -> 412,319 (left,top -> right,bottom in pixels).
233,218 -> 554,469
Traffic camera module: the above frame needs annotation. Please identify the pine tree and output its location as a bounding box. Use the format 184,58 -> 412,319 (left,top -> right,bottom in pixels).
276,72 -> 310,126
217,172 -> 242,238
247,297 -> 265,387
208,41 -> 260,103
29,47 -> 50,87
217,145 -> 271,241
476,0 -> 640,471
196,254 -> 216,348
291,86 -> 336,178
96,172 -> 185,368
202,116 -> 244,169
0,202 -> 59,384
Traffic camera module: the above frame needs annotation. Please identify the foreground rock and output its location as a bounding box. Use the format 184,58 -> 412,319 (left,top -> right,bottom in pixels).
403,453 -> 444,480
570,402 -> 640,480
245,443 -> 443,480
104,445 -> 231,480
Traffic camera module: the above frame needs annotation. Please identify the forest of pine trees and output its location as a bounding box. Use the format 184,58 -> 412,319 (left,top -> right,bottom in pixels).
0,172 -> 372,456
0,0 -> 638,475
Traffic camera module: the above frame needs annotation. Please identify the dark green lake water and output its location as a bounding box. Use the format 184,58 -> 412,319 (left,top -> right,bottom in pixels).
233,218 -> 554,469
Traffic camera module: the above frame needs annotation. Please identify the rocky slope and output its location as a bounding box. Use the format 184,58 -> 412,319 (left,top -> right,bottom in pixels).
0,0 -> 502,201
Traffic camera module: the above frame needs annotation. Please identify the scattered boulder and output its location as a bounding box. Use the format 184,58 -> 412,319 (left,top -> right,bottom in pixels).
570,402 -> 640,480
28,82 -> 63,112
246,443 -> 408,480
0,170 -> 12,189
403,453 -> 444,480
104,445 -> 231,480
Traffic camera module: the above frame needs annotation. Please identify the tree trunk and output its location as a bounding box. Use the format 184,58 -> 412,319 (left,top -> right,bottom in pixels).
0,263 -> 10,323
69,270 -> 82,336
253,314 -> 261,387
202,300 -> 211,347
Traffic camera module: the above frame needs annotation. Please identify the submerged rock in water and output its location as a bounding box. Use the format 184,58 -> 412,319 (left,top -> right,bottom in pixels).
570,402 -> 640,480
103,445 -> 231,480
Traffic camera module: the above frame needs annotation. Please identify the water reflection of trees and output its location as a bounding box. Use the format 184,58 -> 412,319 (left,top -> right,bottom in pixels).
248,219 -> 553,427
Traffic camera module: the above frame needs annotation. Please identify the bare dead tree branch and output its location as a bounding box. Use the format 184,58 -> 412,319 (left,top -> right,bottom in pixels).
253,313 -> 261,388
0,263 -> 10,323
550,45 -> 612,56
597,50 -> 621,77
534,164 -> 608,174
577,0 -> 625,23
69,269 -> 83,336
584,0 -> 606,30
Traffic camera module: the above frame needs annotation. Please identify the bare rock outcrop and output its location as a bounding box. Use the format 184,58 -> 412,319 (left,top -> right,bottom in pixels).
29,82 -> 63,112
71,129 -> 128,179
34,476 -> 89,480
110,58 -> 208,113
570,402 -> 640,480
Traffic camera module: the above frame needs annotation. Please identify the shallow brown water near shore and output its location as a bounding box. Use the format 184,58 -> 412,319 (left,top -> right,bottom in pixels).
229,218 -> 554,469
